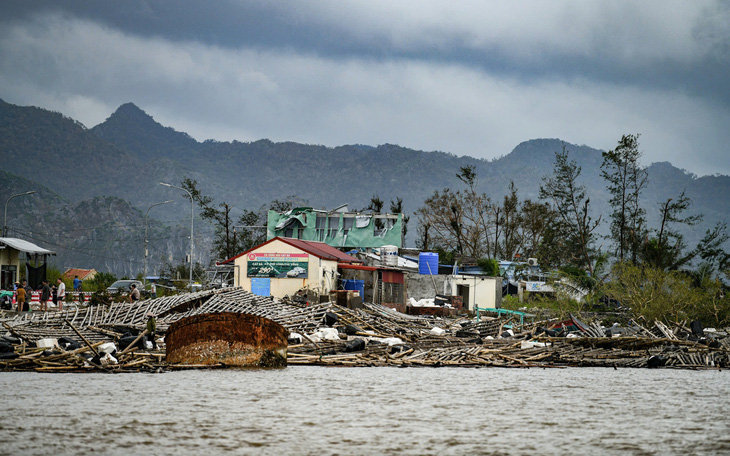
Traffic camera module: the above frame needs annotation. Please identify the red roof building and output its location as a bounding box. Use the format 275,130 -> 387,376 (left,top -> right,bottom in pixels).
221,237 -> 360,300
220,236 -> 360,265
62,268 -> 98,282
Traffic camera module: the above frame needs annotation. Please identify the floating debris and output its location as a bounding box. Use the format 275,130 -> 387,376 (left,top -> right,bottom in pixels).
1,288 -> 728,372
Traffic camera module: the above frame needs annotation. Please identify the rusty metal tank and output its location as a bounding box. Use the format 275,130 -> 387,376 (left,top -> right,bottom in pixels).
165,312 -> 288,367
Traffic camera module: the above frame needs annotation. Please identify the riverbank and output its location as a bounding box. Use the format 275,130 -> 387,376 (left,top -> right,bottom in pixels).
2,287 -> 728,372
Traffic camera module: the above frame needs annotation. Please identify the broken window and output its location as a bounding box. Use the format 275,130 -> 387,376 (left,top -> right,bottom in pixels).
342,216 -> 354,235
315,214 -> 327,241
328,215 -> 339,238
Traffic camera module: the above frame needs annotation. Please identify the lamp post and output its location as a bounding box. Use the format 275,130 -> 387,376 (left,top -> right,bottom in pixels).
160,182 -> 194,288
144,200 -> 174,286
4,191 -> 37,237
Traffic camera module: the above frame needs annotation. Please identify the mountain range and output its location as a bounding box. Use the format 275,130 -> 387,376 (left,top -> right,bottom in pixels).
1,98 -> 728,276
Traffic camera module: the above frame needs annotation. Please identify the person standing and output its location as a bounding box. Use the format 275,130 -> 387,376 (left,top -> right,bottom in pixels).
150,281 -> 157,299
40,280 -> 51,312
21,280 -> 30,311
16,282 -> 26,312
146,313 -> 157,349
73,275 -> 81,292
56,278 -> 65,312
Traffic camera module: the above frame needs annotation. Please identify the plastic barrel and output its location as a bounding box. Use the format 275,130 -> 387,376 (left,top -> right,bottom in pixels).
343,279 -> 365,298
419,252 -> 439,275
380,245 -> 399,266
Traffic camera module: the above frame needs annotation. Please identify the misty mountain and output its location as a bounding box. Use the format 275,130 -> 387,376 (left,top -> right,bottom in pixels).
1,98 -> 728,276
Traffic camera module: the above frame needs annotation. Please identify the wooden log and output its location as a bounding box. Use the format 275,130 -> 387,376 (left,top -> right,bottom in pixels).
64,319 -> 100,357
117,329 -> 148,357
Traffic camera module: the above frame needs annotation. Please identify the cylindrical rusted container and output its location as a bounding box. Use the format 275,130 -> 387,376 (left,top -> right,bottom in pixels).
165,312 -> 288,367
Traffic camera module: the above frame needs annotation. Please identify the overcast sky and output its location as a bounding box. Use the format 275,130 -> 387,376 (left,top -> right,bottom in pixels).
1,1 -> 729,175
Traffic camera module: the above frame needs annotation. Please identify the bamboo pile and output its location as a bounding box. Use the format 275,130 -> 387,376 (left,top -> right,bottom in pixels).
2,288 -> 729,372
287,335 -> 730,369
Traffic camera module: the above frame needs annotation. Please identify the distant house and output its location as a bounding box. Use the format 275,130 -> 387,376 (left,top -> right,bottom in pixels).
267,206 -> 403,248
220,236 -> 361,300
0,237 -> 56,289
62,268 -> 98,283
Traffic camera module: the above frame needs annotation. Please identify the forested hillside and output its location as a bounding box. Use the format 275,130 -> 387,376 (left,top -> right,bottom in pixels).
1,98 -> 728,276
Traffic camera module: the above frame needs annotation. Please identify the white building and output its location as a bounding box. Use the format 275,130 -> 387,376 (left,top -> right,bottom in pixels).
220,236 -> 361,299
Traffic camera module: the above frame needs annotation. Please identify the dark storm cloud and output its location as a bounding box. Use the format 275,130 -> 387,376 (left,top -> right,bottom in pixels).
1,1 -> 729,175
5,0 -> 727,108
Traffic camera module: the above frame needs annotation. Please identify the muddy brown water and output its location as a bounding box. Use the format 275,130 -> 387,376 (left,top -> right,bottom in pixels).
1,367 -> 728,455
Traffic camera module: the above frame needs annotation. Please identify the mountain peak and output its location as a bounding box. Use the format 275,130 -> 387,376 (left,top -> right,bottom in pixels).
115,102 -> 146,115
91,102 -> 198,158
106,102 -> 156,125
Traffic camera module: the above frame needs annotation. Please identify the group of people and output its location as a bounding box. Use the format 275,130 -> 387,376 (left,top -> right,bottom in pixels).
8,276 -> 157,311
11,277 -> 67,312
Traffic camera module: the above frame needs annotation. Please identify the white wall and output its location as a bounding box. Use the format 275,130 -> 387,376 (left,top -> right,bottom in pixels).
446,275 -> 502,310
233,239 -> 339,299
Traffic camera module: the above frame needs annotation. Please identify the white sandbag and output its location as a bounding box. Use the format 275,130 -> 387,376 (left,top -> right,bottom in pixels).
380,337 -> 404,346
521,340 -> 548,349
37,338 -> 58,349
100,353 -> 118,366
318,327 -> 340,341
98,342 -> 117,354
430,327 -> 446,336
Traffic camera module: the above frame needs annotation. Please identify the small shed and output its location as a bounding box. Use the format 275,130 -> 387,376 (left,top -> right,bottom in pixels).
0,237 -> 55,289
221,237 -> 361,300
339,264 -> 407,312
446,275 -> 502,311
406,272 -> 502,311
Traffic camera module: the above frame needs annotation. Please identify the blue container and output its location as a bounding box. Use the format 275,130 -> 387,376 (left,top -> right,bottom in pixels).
251,278 -> 271,296
419,252 -> 439,275
343,279 -> 365,298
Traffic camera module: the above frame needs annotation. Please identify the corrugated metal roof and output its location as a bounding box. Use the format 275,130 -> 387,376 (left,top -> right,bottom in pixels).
0,237 -> 55,255
220,236 -> 360,264
280,238 -> 360,263
62,268 -> 97,280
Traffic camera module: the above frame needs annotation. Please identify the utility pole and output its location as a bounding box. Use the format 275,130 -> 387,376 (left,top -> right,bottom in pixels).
160,183 -> 194,288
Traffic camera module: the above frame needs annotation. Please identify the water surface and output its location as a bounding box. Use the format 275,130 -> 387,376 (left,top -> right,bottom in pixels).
1,367 -> 728,455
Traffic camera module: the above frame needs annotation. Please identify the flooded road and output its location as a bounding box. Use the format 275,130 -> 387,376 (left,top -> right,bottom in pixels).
2,367 -> 728,455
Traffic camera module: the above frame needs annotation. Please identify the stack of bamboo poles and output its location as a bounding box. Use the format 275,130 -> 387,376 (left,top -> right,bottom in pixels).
3,288 -> 729,372
288,332 -> 730,369
0,343 -> 169,373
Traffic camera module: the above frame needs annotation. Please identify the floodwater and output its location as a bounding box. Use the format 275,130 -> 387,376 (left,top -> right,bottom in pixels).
1,367 -> 728,455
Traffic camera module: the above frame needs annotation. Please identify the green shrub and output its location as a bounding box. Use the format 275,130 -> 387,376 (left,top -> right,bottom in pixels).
602,262 -> 730,326
477,258 -> 500,276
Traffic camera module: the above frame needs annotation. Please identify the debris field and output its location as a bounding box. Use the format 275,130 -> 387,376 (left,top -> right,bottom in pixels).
1,287 -> 728,372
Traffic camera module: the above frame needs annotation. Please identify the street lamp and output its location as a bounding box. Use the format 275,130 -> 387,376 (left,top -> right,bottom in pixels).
144,200 -> 174,286
160,182 -> 194,288
4,191 -> 37,237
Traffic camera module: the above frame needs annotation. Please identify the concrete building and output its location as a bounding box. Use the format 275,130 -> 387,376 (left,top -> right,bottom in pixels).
406,272 -> 502,311
267,206 -> 403,248
221,237 -> 361,300
0,237 -> 55,289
